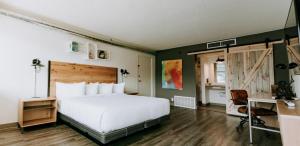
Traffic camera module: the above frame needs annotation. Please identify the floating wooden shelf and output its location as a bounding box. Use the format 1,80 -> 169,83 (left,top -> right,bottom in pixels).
18,97 -> 57,131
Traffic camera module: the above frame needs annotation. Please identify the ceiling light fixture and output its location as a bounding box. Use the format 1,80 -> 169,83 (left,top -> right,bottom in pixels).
216,57 -> 225,63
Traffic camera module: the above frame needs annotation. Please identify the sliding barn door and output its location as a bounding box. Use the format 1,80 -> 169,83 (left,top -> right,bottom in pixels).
287,38 -> 300,99
287,38 -> 300,76
226,43 -> 274,115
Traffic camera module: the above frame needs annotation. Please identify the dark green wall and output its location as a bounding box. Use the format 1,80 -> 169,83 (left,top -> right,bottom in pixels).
273,43 -> 290,83
155,28 -> 298,99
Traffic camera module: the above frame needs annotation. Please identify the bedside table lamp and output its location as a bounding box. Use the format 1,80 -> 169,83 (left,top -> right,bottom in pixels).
32,58 -> 44,98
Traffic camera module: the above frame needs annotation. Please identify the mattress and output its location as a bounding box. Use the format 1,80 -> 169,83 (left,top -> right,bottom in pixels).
58,94 -> 170,133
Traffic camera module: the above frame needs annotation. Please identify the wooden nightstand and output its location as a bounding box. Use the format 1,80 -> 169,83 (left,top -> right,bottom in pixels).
18,97 -> 57,133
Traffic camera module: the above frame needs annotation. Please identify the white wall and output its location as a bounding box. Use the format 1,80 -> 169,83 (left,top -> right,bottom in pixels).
0,15 -> 155,124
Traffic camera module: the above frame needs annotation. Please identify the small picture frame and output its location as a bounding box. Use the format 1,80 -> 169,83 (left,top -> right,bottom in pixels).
87,43 -> 97,60
96,49 -> 110,60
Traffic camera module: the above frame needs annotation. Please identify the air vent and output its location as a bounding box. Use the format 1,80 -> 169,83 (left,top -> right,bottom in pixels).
174,96 -> 197,109
207,38 -> 236,49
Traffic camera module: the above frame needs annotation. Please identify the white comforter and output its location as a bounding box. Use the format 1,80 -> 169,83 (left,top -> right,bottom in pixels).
58,94 -> 170,133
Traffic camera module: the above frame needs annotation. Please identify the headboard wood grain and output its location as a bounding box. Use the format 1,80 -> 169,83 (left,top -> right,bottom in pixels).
48,61 -> 118,97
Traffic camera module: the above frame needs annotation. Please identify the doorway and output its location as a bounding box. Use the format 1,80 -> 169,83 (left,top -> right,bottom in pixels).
195,42 -> 276,115
196,50 -> 227,109
138,55 -> 153,96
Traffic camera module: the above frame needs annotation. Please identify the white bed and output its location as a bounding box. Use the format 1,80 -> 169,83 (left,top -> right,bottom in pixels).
58,93 -> 170,133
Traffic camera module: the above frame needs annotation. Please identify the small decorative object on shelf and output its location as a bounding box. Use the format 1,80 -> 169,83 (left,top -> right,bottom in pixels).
31,58 -> 44,98
87,43 -> 97,60
18,97 -> 57,133
96,49 -> 109,60
86,43 -> 110,60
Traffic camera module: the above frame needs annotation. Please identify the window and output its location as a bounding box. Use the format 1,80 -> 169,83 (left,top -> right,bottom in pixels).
215,63 -> 225,84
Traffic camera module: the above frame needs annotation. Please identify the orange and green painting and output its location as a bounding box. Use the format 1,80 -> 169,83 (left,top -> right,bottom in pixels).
162,59 -> 183,90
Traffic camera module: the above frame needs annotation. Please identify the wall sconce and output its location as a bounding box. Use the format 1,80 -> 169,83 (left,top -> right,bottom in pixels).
216,57 -> 224,63
32,58 -> 44,98
120,69 -> 130,82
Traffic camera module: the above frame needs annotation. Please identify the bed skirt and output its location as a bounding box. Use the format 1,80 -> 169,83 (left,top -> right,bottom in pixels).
58,112 -> 169,144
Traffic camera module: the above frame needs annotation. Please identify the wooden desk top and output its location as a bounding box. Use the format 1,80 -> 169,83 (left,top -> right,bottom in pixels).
247,93 -> 276,103
277,100 -> 300,146
277,100 -> 300,117
248,97 -> 276,103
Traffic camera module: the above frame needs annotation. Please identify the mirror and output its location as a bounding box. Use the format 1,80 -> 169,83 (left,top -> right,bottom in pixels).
283,0 -> 300,98
284,0 -> 298,40
285,0 -> 297,30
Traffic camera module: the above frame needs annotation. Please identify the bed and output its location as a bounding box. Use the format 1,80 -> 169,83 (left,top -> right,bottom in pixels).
48,61 -> 170,144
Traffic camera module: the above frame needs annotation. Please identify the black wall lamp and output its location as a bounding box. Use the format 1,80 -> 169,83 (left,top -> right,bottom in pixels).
120,69 -> 130,82
276,62 -> 299,70
32,58 -> 44,98
216,57 -> 225,63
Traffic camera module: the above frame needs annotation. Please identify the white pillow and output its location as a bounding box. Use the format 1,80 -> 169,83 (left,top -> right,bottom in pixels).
86,83 -> 99,95
113,83 -> 125,93
56,82 -> 86,99
99,83 -> 113,94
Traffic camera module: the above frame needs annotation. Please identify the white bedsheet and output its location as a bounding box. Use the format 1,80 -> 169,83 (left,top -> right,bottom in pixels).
58,94 -> 170,133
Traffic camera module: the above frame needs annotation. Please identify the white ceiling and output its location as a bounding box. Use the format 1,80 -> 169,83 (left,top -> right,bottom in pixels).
0,0 -> 293,51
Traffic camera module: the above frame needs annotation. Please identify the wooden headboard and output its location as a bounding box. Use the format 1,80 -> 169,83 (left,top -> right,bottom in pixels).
48,61 -> 118,97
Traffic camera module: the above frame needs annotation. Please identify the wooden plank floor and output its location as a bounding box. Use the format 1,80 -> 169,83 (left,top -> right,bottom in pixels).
0,106 -> 282,146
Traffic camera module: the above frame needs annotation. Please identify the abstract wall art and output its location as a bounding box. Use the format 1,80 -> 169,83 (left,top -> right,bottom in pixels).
162,59 -> 183,90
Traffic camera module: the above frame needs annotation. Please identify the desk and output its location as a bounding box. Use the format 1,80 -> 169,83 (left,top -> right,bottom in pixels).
277,100 -> 300,146
248,97 -> 279,144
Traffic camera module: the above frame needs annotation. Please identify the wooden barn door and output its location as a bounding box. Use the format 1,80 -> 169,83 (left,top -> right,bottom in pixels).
287,38 -> 300,76
287,38 -> 300,99
226,43 -> 275,115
